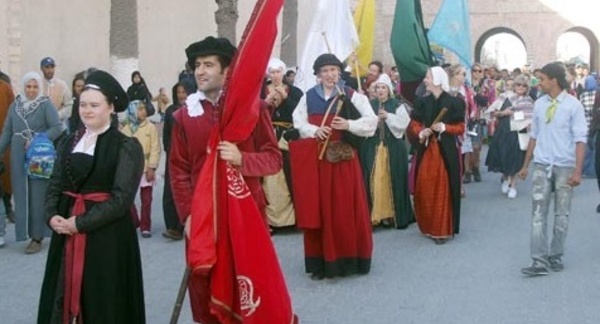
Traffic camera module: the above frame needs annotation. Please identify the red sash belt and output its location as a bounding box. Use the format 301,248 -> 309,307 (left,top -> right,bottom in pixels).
62,191 -> 111,324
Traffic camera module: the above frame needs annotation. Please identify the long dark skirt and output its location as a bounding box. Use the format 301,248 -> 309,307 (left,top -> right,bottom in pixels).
485,116 -> 525,176
38,215 -> 145,324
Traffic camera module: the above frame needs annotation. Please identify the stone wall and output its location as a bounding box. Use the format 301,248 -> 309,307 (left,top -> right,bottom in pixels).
1,0 -> 598,95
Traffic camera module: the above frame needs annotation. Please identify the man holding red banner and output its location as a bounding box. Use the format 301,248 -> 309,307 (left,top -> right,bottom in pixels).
169,35 -> 290,323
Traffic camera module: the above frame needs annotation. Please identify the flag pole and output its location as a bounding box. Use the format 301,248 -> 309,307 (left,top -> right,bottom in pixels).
353,52 -> 362,90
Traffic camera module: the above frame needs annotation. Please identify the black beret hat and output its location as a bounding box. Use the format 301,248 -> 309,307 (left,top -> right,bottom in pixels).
540,62 -> 570,90
84,70 -> 129,112
313,53 -> 343,75
185,36 -> 237,69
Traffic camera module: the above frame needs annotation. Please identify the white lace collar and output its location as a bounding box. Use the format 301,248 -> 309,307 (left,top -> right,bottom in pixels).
185,90 -> 222,117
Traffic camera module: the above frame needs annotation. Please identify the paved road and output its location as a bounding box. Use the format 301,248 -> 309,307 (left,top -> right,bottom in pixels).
2,155 -> 600,324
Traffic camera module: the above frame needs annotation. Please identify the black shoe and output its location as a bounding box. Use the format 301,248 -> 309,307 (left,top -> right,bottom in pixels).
162,229 -> 183,241
548,257 -> 564,272
596,204 -> 600,213
521,261 -> 549,276
433,238 -> 448,245
473,168 -> 482,182
310,272 -> 324,280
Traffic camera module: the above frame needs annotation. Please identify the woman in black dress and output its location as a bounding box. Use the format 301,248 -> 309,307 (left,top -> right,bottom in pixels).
484,75 -> 534,199
38,70 -> 146,323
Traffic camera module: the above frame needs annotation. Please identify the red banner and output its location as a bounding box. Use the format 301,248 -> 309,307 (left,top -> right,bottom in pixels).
188,0 -> 296,322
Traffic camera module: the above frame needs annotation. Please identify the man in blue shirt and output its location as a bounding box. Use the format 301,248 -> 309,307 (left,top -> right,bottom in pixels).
517,62 -> 587,276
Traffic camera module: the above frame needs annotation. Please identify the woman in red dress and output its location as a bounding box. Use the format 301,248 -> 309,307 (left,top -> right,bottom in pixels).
407,66 -> 465,244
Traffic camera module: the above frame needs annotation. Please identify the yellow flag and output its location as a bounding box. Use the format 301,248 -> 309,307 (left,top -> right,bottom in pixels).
353,0 -> 376,77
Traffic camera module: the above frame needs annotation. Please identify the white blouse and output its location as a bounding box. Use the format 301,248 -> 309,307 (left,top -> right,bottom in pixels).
73,124 -> 111,156
293,89 -> 377,139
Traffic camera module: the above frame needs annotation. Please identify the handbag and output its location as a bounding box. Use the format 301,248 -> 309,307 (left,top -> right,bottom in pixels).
324,141 -> 354,163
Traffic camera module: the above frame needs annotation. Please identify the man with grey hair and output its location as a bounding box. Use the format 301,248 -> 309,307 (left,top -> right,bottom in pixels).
517,62 -> 587,276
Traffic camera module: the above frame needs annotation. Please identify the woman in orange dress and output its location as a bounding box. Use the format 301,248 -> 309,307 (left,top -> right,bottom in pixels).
407,66 -> 465,244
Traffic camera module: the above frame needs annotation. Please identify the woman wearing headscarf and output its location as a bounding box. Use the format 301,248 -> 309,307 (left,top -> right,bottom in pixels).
0,71 -> 64,253
38,70 -> 145,323
126,71 -> 152,102
484,74 -> 534,198
406,66 -> 465,244
261,58 -> 303,230
360,73 -> 414,229
126,71 -> 155,118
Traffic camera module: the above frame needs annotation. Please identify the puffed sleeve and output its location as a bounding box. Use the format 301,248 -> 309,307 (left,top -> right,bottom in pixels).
347,91 -> 377,137
75,137 -> 144,232
292,95 -> 319,138
385,103 -> 411,139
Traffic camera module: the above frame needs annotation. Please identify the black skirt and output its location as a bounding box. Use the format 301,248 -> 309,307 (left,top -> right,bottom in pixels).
485,116 -> 525,176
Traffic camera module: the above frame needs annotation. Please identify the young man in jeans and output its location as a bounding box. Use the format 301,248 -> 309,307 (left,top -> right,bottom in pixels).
517,62 -> 587,276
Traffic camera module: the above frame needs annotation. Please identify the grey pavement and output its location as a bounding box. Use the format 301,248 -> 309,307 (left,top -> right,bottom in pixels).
2,152 -> 600,324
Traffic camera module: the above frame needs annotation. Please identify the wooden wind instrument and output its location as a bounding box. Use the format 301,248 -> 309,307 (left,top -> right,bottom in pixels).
419,107 -> 448,144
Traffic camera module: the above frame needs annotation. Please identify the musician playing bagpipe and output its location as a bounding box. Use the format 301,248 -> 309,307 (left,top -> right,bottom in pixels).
289,53 -> 378,280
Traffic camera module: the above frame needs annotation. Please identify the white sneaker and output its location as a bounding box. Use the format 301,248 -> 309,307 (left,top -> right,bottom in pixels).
0,236 -> 4,247
501,180 -> 510,194
508,187 -> 517,199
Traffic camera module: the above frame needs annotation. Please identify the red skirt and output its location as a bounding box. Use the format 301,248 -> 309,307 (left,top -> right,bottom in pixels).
290,139 -> 372,277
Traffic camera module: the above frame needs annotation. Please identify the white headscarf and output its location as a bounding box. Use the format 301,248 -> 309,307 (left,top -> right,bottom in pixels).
374,73 -> 394,97
430,66 -> 449,92
266,58 -> 287,74
17,71 -> 46,117
20,71 -> 44,102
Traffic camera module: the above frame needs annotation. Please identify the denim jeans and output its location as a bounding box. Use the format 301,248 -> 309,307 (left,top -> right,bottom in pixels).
530,164 -> 574,266
583,141 -> 596,178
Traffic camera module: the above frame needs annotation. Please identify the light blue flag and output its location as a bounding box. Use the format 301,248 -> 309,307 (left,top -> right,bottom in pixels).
427,0 -> 472,67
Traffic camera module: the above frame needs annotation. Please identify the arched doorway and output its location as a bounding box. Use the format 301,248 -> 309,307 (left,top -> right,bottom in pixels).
557,27 -> 599,71
475,27 -> 528,70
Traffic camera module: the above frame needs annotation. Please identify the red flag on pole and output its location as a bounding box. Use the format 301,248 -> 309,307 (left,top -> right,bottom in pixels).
188,0 -> 296,323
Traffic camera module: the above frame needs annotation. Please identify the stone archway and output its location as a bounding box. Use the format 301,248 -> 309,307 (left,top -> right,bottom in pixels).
474,27 -> 527,66
565,26 -> 599,71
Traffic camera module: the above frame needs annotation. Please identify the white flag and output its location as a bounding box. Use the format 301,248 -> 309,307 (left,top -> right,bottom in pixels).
295,0 -> 359,92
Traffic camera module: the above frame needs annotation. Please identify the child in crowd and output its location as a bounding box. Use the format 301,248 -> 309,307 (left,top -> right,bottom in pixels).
121,101 -> 161,237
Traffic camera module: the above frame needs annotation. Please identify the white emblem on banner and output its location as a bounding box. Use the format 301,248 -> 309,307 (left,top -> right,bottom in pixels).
237,275 -> 261,316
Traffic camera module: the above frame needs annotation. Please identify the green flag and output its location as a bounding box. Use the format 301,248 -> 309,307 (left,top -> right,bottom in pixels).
390,0 -> 435,82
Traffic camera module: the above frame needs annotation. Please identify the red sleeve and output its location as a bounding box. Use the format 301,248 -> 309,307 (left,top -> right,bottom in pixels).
239,102 -> 282,177
168,112 -> 193,223
406,120 -> 424,147
444,122 -> 466,136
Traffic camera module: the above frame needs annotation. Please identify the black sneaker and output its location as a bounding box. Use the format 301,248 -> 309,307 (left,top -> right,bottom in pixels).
521,262 -> 549,276
548,257 -> 564,272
